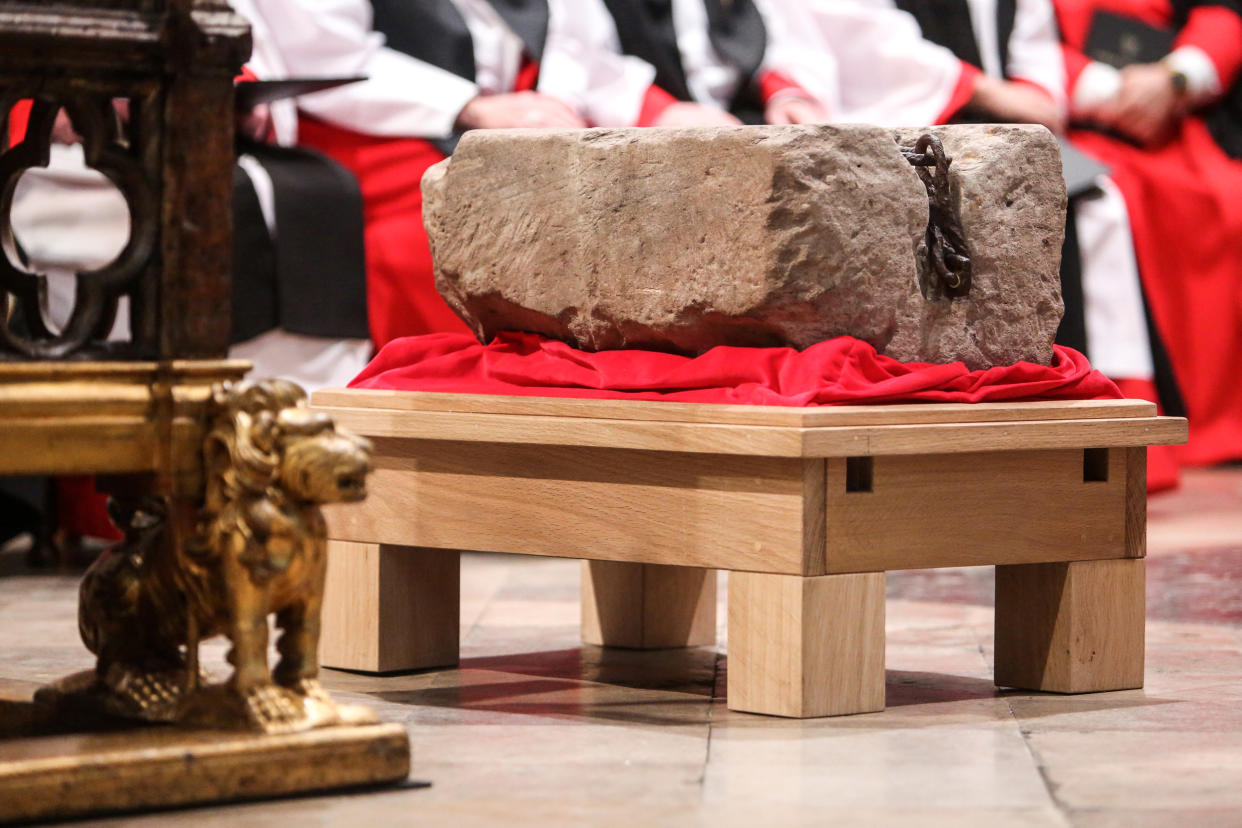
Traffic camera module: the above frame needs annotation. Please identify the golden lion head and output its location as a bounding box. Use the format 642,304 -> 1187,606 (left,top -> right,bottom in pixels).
203,380 -> 372,518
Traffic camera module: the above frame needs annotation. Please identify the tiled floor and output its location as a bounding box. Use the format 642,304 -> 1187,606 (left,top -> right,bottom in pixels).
1,467 -> 1240,826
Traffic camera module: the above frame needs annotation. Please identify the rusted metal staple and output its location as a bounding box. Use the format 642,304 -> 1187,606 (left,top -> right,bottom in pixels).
899,134 -> 972,298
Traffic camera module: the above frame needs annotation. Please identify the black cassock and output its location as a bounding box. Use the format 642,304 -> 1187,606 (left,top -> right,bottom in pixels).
600,0 -> 770,123
370,0 -> 550,154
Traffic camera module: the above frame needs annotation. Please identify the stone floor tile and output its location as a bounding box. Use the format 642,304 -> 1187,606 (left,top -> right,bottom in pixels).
1068,808 -> 1242,828
703,725 -> 1054,810
1027,730 -> 1242,811
2,466 -> 1241,824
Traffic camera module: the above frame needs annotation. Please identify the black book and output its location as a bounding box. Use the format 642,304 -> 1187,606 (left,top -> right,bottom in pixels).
1082,9 -> 1242,161
1060,139 -> 1111,197
1083,10 -> 1175,68
235,77 -> 367,110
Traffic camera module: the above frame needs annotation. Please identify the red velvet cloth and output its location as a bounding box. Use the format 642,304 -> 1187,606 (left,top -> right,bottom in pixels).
351,332 -> 1123,406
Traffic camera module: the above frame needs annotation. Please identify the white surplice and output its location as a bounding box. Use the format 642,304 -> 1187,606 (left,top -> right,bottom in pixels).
588,0 -> 827,113
761,0 -> 1066,125
762,0 -> 1149,378
229,0 -> 657,136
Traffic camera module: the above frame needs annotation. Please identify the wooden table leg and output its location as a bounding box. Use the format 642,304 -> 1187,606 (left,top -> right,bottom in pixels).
728,571 -> 885,718
321,541 -> 460,673
994,558 -> 1145,693
581,561 -> 717,649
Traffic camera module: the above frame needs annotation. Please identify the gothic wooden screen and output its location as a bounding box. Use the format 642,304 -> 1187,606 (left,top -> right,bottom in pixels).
0,0 -> 248,360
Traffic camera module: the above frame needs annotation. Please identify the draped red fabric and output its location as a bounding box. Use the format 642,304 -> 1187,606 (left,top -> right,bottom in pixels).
351,332 -> 1123,405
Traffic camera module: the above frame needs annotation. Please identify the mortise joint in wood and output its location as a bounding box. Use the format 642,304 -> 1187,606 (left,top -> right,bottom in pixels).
845,456 -> 873,492
1083,447 -> 1109,482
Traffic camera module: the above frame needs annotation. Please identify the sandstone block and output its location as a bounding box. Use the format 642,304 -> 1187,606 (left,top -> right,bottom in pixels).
423,124 -> 1065,369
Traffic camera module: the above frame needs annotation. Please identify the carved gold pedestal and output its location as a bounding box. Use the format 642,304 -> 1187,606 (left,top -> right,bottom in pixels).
0,703 -> 409,823
0,362 -> 412,822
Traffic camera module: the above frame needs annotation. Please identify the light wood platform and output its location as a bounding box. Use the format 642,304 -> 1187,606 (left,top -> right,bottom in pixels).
313,390 -> 1186,717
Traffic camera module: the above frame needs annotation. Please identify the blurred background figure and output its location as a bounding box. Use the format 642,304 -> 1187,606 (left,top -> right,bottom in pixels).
594,0 -> 833,126
232,0 -> 671,349
1054,0 -> 1242,470
763,0 -> 1066,129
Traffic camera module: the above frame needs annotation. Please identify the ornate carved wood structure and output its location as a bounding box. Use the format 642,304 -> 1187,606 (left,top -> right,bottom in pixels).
0,0 -> 246,360
0,2 -> 410,820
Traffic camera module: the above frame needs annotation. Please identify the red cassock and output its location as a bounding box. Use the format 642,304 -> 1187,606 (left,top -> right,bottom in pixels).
294,48 -> 544,350
295,70 -> 802,350
297,118 -> 469,348
1057,0 -> 1242,466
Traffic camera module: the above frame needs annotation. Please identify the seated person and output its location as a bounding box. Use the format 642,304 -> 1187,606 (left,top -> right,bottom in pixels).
1054,0 -> 1242,467
763,0 -> 1066,129
594,0 -> 832,126
761,0 -> 1188,488
232,0 -> 721,348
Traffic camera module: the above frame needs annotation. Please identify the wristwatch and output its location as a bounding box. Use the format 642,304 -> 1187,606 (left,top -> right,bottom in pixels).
1162,60 -> 1190,97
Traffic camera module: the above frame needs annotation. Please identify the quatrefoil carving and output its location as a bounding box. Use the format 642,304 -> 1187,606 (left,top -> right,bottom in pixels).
0,93 -> 157,359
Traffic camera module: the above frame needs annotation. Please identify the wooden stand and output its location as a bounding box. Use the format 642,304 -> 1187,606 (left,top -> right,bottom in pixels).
321,541 -> 461,673
313,390 -> 1185,718
0,365 -> 412,821
582,561 -> 717,649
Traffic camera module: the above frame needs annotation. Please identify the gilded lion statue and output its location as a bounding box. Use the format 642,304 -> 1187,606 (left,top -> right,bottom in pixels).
42,379 -> 374,733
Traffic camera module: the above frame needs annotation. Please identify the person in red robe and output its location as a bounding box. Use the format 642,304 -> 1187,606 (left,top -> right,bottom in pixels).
595,0 -> 835,127
776,0 -> 1197,489
234,0 -> 732,350
1055,0 -> 1242,467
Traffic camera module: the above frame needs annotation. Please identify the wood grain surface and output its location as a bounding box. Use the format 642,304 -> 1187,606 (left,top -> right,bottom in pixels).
728,571 -> 886,717
314,399 -> 1186,459
821,449 -> 1133,573
314,389 -> 1155,427
581,561 -> 717,649
325,441 -> 824,575
321,541 -> 460,673
994,558 -> 1146,693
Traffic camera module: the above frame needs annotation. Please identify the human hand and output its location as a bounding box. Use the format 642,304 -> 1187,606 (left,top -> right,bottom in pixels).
51,109 -> 81,145
970,75 -> 1066,134
50,99 -> 133,145
455,92 -> 586,130
765,97 -> 829,125
1096,63 -> 1183,146
652,102 -> 742,127
237,103 -> 272,142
